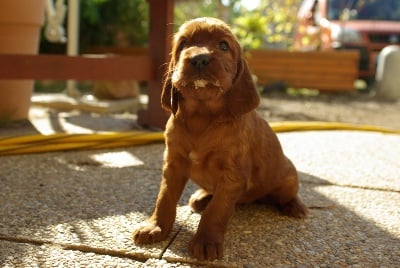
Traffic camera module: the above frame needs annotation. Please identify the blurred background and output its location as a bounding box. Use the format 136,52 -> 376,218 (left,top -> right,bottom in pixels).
36,0 -> 400,96
2,0 -> 397,133
36,0 -> 302,93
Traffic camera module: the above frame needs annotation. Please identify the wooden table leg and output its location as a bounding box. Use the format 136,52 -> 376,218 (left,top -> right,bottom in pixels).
138,0 -> 174,129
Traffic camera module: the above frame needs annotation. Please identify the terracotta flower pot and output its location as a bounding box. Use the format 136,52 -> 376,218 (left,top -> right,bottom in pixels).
0,0 -> 45,121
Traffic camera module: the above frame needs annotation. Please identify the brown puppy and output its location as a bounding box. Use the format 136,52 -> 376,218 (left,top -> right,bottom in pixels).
133,17 -> 308,261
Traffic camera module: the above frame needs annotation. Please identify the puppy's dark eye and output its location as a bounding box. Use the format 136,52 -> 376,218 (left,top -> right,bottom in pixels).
219,41 -> 229,51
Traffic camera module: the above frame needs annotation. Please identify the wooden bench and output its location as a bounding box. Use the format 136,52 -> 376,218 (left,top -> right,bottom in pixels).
245,49 -> 360,91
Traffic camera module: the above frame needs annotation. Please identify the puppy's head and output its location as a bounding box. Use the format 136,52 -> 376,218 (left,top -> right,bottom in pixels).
162,17 -> 259,116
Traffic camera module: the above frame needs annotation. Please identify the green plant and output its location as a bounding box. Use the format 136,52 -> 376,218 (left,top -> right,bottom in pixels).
233,14 -> 267,49
40,0 -> 149,54
233,0 -> 302,49
79,0 -> 149,51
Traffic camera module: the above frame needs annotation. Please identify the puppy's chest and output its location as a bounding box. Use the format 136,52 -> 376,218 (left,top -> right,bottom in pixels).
188,149 -> 217,173
188,150 -> 201,165
187,149 -> 224,190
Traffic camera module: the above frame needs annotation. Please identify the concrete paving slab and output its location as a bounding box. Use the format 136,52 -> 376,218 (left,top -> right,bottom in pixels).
0,240 -> 143,267
0,145 -> 194,262
165,185 -> 400,267
1,129 -> 399,267
162,131 -> 400,267
143,258 -> 209,268
279,131 -> 400,191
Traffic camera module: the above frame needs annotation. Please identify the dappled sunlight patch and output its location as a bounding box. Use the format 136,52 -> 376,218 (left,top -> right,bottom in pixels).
90,151 -> 144,168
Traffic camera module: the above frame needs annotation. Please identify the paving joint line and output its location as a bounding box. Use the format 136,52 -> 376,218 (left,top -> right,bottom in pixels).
158,210 -> 194,260
0,234 -> 148,263
301,180 -> 400,193
156,211 -> 232,268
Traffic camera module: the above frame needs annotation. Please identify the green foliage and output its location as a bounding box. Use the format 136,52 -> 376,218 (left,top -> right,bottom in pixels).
79,0 -> 149,51
40,0 -> 149,53
175,0 -> 302,50
233,0 -> 302,49
174,0 -> 242,30
286,87 -> 319,97
174,0 -> 219,28
232,13 -> 267,49
40,0 -> 302,53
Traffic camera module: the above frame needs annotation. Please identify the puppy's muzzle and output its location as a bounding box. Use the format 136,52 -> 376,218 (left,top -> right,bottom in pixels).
190,53 -> 210,71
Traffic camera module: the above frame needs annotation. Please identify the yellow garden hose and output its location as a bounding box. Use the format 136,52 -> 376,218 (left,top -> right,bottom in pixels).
269,121 -> 400,134
0,121 -> 399,156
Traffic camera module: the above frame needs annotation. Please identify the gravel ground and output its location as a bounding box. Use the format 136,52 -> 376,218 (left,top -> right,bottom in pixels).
1,91 -> 399,137
260,91 -> 400,129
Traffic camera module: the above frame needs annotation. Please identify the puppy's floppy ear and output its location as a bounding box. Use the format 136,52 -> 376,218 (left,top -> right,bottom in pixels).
161,60 -> 180,115
226,56 -> 260,116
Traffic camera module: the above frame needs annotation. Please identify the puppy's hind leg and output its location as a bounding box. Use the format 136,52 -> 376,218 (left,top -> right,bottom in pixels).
280,195 -> 308,218
189,189 -> 213,213
271,173 -> 308,218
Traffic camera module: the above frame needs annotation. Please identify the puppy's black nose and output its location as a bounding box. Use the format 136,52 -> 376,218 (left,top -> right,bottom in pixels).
190,54 -> 210,70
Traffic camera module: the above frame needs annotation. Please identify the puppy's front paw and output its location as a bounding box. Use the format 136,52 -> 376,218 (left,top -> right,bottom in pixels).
132,223 -> 168,244
188,233 -> 223,261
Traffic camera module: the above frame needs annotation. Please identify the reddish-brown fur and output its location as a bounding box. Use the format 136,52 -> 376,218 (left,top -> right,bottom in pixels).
132,17 -> 308,261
